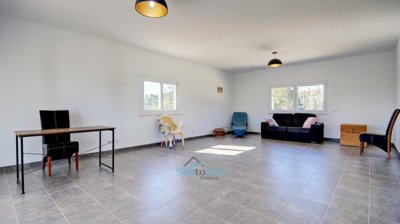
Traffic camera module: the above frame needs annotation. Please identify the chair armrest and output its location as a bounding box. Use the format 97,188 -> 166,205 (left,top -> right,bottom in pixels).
261,122 -> 271,128
310,122 -> 324,143
310,122 -> 323,132
261,122 -> 271,138
311,122 -> 323,127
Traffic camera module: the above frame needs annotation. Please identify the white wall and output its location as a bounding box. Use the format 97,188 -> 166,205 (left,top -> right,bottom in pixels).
234,51 -> 396,139
394,38 -> 400,149
0,15 -> 234,167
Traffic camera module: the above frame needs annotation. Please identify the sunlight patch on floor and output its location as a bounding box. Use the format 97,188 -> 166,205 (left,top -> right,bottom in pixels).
195,145 -> 256,156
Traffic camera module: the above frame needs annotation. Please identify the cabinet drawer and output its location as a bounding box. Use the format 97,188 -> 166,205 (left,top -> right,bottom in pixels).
341,124 -> 367,134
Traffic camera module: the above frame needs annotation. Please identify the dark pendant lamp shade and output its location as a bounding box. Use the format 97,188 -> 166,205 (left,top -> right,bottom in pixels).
267,51 -> 283,68
135,0 -> 168,18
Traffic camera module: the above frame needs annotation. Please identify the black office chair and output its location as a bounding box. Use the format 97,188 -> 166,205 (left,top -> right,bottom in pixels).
360,109 -> 400,159
40,110 -> 79,176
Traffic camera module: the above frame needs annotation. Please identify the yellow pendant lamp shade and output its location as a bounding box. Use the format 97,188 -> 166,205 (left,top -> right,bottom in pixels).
135,0 -> 168,18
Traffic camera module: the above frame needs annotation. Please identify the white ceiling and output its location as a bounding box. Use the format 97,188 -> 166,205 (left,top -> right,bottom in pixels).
1,0 -> 400,73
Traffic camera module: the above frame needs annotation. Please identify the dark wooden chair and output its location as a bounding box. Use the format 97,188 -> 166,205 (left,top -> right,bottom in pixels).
40,110 -> 79,176
360,109 -> 400,159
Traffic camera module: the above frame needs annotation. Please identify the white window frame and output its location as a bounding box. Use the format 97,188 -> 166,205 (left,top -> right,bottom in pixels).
140,76 -> 180,115
270,81 -> 327,114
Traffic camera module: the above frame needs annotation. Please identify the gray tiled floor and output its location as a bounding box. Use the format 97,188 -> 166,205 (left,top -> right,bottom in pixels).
2,135 -> 400,224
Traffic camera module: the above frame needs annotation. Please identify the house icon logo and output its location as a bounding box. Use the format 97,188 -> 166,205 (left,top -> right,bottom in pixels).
184,156 -> 203,167
176,156 -> 224,180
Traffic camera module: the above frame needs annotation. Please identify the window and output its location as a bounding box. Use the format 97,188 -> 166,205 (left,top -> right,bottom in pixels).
271,86 -> 294,111
270,82 -> 326,113
142,79 -> 178,114
297,84 -> 324,111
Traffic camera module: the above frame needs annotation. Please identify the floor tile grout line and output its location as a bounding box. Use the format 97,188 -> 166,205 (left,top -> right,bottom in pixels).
254,199 -> 290,224
241,178 -> 290,222
183,179 -> 249,223
169,203 -> 204,224
68,169 -> 179,222
64,175 -> 125,224
223,171 -> 299,224
31,172 -> 71,224
193,143 -> 324,223
175,200 -> 225,224
271,162 -> 326,223
320,148 -> 353,224
175,178 -> 270,224
3,169 -> 19,224
87,168 -> 176,203
224,208 -> 242,224
162,173 -> 263,222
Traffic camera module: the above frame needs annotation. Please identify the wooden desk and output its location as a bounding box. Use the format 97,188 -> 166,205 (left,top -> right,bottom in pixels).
14,126 -> 115,194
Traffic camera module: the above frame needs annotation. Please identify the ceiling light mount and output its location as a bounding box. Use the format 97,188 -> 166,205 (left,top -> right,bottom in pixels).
135,0 -> 168,18
267,51 -> 283,68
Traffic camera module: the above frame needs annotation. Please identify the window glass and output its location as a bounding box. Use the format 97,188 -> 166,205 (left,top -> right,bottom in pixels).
163,83 -> 177,111
271,87 -> 294,111
270,83 -> 326,113
297,84 -> 324,111
144,81 -> 161,110
142,79 -> 178,113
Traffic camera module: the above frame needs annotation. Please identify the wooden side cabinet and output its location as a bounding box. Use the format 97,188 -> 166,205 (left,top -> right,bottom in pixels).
340,124 -> 367,147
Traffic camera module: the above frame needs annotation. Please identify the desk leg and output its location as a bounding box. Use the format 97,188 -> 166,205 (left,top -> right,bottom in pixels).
16,136 -> 19,184
20,137 -> 25,194
99,131 -> 102,166
112,129 -> 114,172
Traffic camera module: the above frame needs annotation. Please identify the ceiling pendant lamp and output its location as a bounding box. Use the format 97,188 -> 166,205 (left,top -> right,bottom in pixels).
267,51 -> 283,68
135,0 -> 168,18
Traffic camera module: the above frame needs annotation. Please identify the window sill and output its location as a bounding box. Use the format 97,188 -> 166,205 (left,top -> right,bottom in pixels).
139,111 -> 182,117
268,111 -> 328,115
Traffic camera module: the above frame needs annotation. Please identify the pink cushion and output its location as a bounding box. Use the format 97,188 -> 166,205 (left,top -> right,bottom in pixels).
302,117 -> 317,128
266,118 -> 279,127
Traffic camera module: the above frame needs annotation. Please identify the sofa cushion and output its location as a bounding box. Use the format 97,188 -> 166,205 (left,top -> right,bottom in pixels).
303,117 -> 317,128
266,118 -> 279,127
287,127 -> 310,134
293,113 -> 316,127
267,126 -> 287,132
273,114 -> 293,126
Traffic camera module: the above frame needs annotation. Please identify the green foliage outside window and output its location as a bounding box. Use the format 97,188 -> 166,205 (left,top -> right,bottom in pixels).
271,87 -> 294,111
271,83 -> 325,112
297,85 -> 324,111
163,84 -> 176,110
143,81 -> 177,111
144,94 -> 160,110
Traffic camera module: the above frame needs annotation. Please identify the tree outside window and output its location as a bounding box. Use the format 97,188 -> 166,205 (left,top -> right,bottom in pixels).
271,87 -> 294,111
271,83 -> 326,113
143,80 -> 178,113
